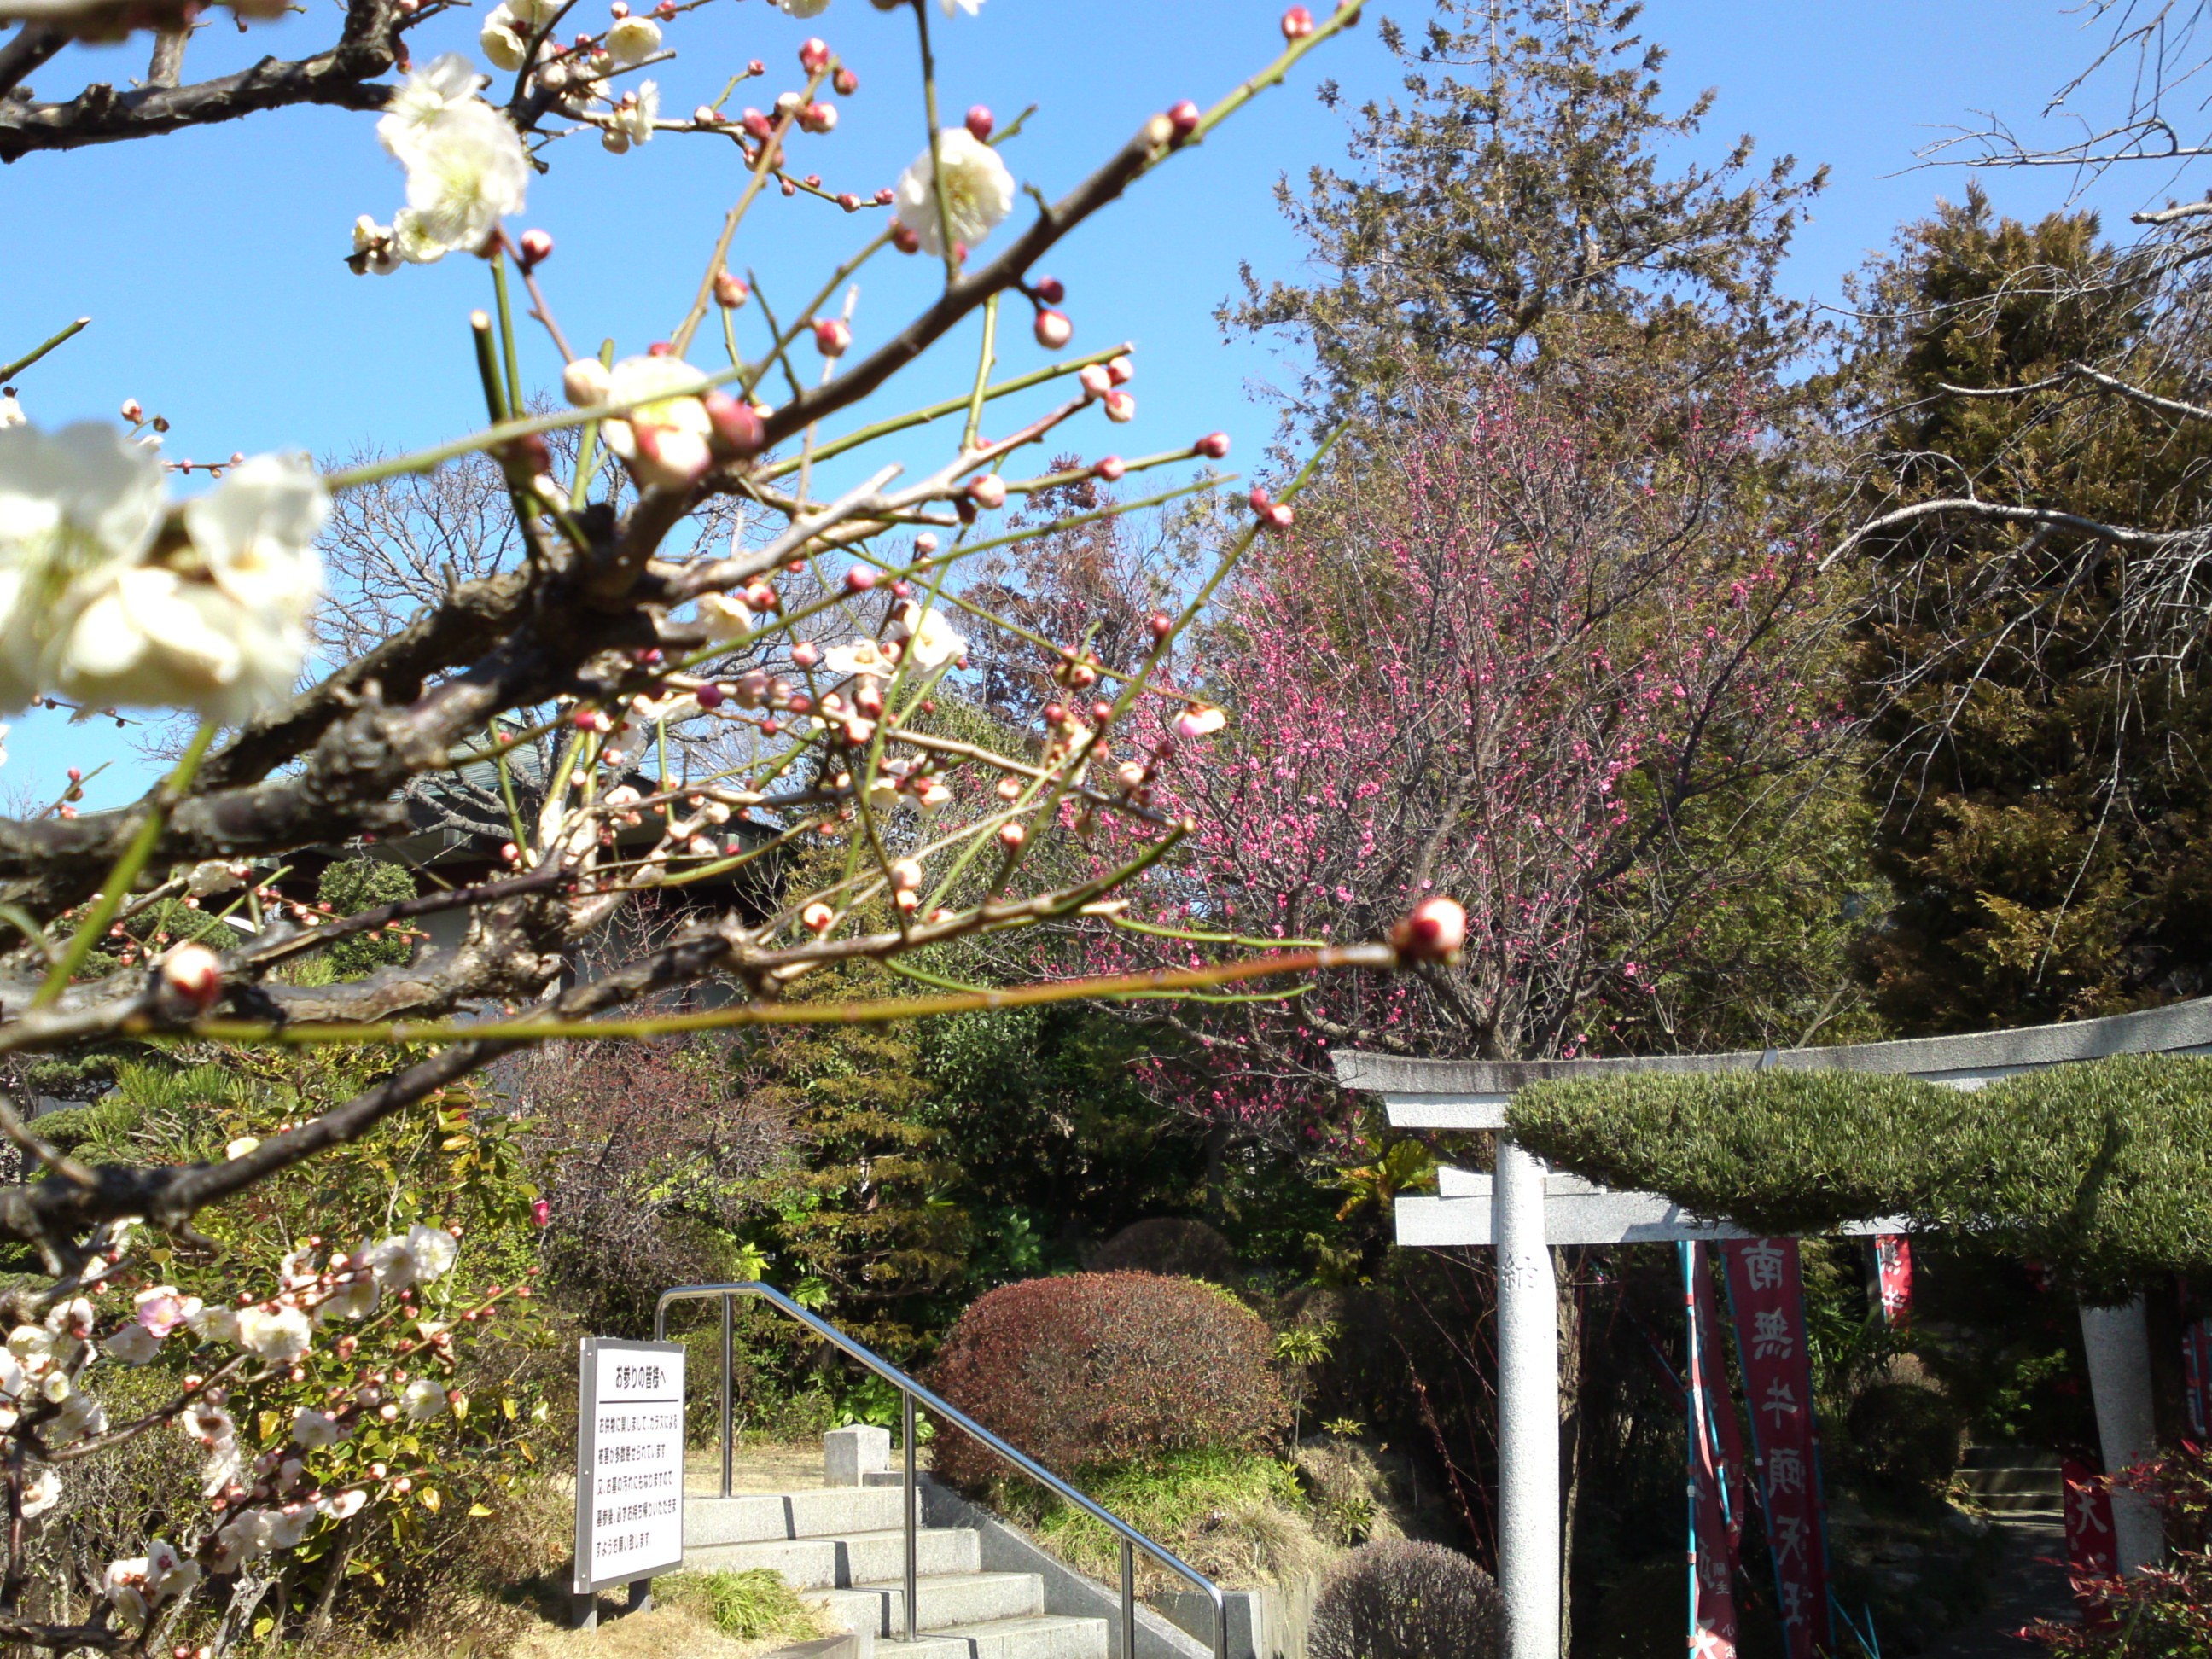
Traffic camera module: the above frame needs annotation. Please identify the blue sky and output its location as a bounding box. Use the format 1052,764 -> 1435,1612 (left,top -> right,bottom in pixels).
1,0 -> 2177,808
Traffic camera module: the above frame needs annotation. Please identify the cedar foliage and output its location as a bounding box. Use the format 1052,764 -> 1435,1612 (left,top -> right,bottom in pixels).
924,1272 -> 1289,1488
1843,187 -> 2212,1031
1509,1052 -> 2212,1298
1230,0 -> 1825,412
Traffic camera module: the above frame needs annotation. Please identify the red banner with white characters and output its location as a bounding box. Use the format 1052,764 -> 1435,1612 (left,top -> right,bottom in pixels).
2181,1310 -> 2212,1439
1720,1238 -> 1832,1659
1873,1235 -> 1912,1329
1694,1251 -> 1753,1554
2063,1458 -> 2117,1625
1684,1243 -> 1739,1659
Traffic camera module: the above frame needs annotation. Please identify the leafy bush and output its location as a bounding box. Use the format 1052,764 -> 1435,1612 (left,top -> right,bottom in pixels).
1309,1540 -> 1505,1659
317,856 -> 420,980
659,1568 -> 828,1643
1510,1054 -> 2212,1297
2024,1441 -> 2212,1655
1002,1447 -> 1322,1593
925,1272 -> 1289,1488
1846,1382 -> 1966,1499
1090,1218 -> 1242,1284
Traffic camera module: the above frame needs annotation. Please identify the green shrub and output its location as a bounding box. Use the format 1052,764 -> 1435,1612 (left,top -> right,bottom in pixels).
659,1568 -> 826,1642
1090,1218 -> 1242,1284
1846,1382 -> 1966,1499
317,856 -> 420,979
1309,1540 -> 1505,1659
1509,1053 -> 2212,1298
924,1272 -> 1289,1488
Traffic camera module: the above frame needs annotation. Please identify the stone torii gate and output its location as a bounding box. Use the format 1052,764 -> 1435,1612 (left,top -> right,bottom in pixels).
1332,995 -> 2212,1659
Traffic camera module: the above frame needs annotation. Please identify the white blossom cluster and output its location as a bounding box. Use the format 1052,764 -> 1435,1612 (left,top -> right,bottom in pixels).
68,1224 -> 469,1633
353,55 -> 531,273
0,423 -> 325,722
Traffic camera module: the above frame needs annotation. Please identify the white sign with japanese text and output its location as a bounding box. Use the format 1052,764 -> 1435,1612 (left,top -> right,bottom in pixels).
573,1338 -> 685,1593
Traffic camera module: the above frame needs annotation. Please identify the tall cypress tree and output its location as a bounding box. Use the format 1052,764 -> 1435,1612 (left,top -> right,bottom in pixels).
1842,187 -> 2212,1031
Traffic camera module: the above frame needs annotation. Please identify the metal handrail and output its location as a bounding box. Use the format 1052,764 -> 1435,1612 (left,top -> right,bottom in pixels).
655,1282 -> 1227,1659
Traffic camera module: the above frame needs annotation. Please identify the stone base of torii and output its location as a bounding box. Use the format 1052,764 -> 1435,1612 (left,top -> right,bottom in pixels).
1332,994 -> 2212,1659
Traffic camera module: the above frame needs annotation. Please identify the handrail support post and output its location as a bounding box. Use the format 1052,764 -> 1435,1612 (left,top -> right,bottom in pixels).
720,1293 -> 734,1500
1120,1539 -> 1135,1659
903,1391 -> 919,1644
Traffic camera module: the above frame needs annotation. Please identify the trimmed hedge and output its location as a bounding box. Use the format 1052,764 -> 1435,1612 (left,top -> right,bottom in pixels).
1508,1052 -> 2212,1300
1308,1540 -> 1505,1659
924,1272 -> 1289,1489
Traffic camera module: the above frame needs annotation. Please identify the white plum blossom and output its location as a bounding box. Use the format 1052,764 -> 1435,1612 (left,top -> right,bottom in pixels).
824,637 -> 891,678
236,1305 -> 311,1365
291,1407 -> 347,1449
375,53 -> 483,157
186,1302 -> 242,1345
351,215 -> 403,276
0,422 -> 164,713
0,396 -> 22,428
399,100 -> 530,257
367,1223 -> 459,1290
322,1488 -> 369,1521
44,1297 -> 94,1338
401,1377 -> 448,1422
52,452 -> 327,723
940,0 -> 981,13
102,1324 -> 162,1365
696,591 -> 755,641
183,859 -> 251,898
773,0 -> 829,15
183,1398 -> 236,1449
315,1269 -> 379,1324
134,1284 -> 200,1338
585,356 -> 716,488
606,15 -> 661,64
891,600 -> 963,669
105,1539 -> 199,1627
267,1505 -> 319,1549
602,81 -> 659,153
20,1468 -> 58,1518
893,128 -> 1016,258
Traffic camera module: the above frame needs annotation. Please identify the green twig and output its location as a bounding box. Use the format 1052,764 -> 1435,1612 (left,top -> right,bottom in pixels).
0,317 -> 89,384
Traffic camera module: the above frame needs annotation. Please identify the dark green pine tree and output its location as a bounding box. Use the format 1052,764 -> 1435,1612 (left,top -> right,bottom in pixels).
1228,0 -> 1826,413
1842,186 -> 2212,1032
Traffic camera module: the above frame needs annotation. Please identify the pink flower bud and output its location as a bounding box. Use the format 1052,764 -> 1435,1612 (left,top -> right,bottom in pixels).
120,399 -> 143,422
748,57 -> 764,74
517,227 -> 555,268
802,902 -> 835,933
968,474 -> 1008,510
892,220 -> 923,254
915,533 -> 940,556
844,567 -> 876,593
1282,5 -> 1315,38
1196,431 -> 1231,459
608,2 -> 628,15
1093,455 -> 1126,481
1249,486 -> 1272,512
792,641 -> 820,668
696,682 -> 725,710
834,66 -> 858,95
160,943 -> 223,1010
703,392 -> 765,458
1147,611 -> 1173,640
1034,275 -> 1066,305
998,823 -> 1026,849
742,582 -> 779,612
800,100 -> 837,133
694,104 -> 720,125
1166,99 -> 1202,138
965,104 -> 993,141
1103,390 -> 1136,423
1391,896 -> 1467,963
1033,309 -> 1074,349
1079,363 -> 1113,399
798,36 -> 830,72
836,191 -> 861,211
713,271 -> 750,311
812,317 -> 851,357
742,108 -> 774,140
531,1199 -> 550,1227
1265,502 -> 1295,532
1106,354 -> 1134,386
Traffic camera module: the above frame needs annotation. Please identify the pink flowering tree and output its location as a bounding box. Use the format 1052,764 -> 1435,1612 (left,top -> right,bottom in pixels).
0,0 -> 1451,1646
1085,380 -> 1851,1142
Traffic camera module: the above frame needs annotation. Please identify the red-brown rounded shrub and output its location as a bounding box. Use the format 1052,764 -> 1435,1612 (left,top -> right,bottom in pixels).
924,1272 -> 1289,1489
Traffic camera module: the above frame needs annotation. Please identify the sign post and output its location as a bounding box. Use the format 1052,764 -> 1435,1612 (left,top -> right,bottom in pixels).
573,1337 -> 686,1629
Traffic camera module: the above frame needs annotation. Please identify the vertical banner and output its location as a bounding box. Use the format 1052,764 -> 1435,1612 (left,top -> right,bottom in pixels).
1693,1251 -> 1753,1554
2180,1301 -> 2212,1439
1873,1236 -> 1912,1330
1682,1244 -> 1740,1659
2062,1458 -> 2117,1624
1720,1239 -> 1833,1659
